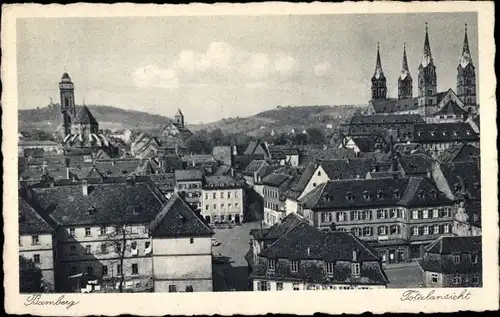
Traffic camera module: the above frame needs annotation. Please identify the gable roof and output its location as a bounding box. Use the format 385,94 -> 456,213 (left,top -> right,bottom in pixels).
28,180 -> 167,226
284,163 -> 318,199
437,143 -> 480,164
398,153 -> 435,175
174,169 -> 204,182
251,212 -> 308,241
433,99 -> 466,116
149,193 -> 213,238
242,159 -> 268,175
371,97 -> 419,114
18,197 -> 54,235
73,105 -> 98,125
440,161 -> 481,200
320,158 -> 377,180
413,123 -> 479,142
425,235 -> 481,254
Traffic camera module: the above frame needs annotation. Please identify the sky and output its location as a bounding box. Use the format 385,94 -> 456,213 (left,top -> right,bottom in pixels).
16,13 -> 478,124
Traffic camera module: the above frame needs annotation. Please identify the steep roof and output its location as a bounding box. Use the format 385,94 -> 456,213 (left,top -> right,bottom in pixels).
29,180 -> 167,226
425,235 -> 481,254
440,161 -> 481,200
284,163 -> 318,199
433,100 -> 466,116
371,97 -> 419,114
300,176 -> 452,210
242,159 -> 268,175
251,212 -> 308,241
73,105 -> 98,125
398,153 -> 435,175
253,223 -> 388,285
150,193 -> 213,238
204,175 -> 242,189
18,197 -> 54,235
437,143 -> 480,164
174,169 -> 204,182
413,123 -> 479,142
320,158 -> 377,180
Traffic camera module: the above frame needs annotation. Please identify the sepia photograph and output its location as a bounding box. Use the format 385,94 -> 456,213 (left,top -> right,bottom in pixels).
2,2 -> 498,315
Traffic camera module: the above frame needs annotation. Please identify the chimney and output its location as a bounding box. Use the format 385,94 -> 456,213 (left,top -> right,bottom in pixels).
82,180 -> 89,196
66,167 -> 71,180
112,161 -> 116,166
307,247 -> 311,256
232,145 -> 238,156
352,249 -> 358,262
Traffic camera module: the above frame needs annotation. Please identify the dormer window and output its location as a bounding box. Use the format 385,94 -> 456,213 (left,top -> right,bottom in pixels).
377,190 -> 385,200
290,261 -> 299,273
325,262 -> 335,275
418,191 -> 425,199
362,191 -> 372,201
452,254 -> 461,264
268,259 -> 276,271
431,191 -> 438,199
346,193 -> 355,201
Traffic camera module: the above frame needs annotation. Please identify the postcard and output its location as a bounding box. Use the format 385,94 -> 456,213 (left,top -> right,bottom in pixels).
2,2 -> 498,315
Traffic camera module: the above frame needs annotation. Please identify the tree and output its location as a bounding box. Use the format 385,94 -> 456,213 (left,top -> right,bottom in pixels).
186,131 -> 213,154
19,256 -> 44,293
306,128 -> 326,145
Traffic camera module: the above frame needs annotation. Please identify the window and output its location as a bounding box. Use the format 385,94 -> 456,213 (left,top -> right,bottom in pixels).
168,285 -> 177,293
220,192 -> 224,198
33,254 -> 40,264
378,226 -> 387,236
85,245 -> 92,255
277,282 -> 283,291
363,227 -> 372,236
31,235 -> 40,245
293,283 -> 300,291
100,243 -> 107,254
212,193 -> 216,199
213,204 -> 216,210
313,183 -> 317,187
390,225 -> 401,235
228,192 -> 231,199
235,203 -> 239,208
221,215 -> 225,221
443,224 -> 450,233
453,275 -> 461,285
145,241 -> 151,250
116,243 -> 122,253
423,226 -> 429,235
337,212 -> 346,222
87,266 -> 93,275
453,254 -> 461,264
85,227 -> 91,236
411,227 -> 419,236
228,203 -> 232,208
117,264 -> 122,275
100,226 -> 106,236
433,209 -> 439,218
423,210 -> 428,219
444,208 -> 450,217
190,237 -> 194,244
102,265 -> 108,276
291,261 -> 299,272
326,262 -> 334,275
70,245 -> 77,255
351,227 -> 361,237
205,205 -> 209,211
390,209 -> 397,218
431,273 -> 438,283
221,204 -> 224,209
472,274 -> 479,284
131,241 -> 137,250
235,191 -> 239,198
412,210 -> 418,220
132,264 -> 139,275
351,263 -> 360,276
268,259 -> 276,271
433,225 -> 440,234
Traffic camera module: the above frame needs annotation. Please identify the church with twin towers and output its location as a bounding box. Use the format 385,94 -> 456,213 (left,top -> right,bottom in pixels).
369,23 -> 477,120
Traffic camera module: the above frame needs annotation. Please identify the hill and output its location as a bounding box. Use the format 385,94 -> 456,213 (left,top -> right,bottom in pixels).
18,104 -> 171,132
189,104 -> 366,136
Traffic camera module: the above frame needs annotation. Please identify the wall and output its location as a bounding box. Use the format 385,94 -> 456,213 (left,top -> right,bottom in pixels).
298,165 -> 329,200
285,198 -> 298,215
176,180 -> 202,209
201,187 -> 243,223
252,280 -> 386,291
20,233 -> 55,291
152,236 -> 213,292
285,154 -> 300,167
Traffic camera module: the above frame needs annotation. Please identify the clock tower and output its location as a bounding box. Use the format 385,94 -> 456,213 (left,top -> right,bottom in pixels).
59,72 -> 76,137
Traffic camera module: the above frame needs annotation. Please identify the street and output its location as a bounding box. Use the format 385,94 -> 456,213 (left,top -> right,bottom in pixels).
211,221 -> 261,291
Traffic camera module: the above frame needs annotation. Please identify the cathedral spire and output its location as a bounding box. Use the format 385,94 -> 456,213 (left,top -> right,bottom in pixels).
373,42 -> 384,79
460,23 -> 472,68
402,43 -> 409,71
421,22 -> 433,67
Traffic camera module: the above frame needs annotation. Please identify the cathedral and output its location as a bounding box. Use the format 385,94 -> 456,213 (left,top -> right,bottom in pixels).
57,73 -> 116,157
369,23 -> 477,121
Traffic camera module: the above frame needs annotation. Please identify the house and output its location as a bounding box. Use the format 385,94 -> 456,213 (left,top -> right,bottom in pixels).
149,173 -> 176,197
150,193 -> 214,292
19,197 -> 56,292
341,114 -> 425,140
242,160 -> 270,186
299,148 -> 357,166
174,170 -> 204,211
232,154 -> 265,172
339,135 -> 387,153
19,140 -> 61,156
201,175 -> 244,224
427,99 -> 467,124
130,133 -> 161,159
269,147 -> 300,167
21,177 -> 168,292
261,173 -> 295,227
397,153 -> 435,177
244,140 -> 271,159
370,97 -> 420,115
249,220 -> 389,291
418,236 -> 482,288
412,123 -> 479,157
182,154 -> 219,175
297,176 -> 456,262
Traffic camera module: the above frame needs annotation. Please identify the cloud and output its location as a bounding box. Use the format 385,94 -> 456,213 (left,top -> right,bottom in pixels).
133,42 -> 300,89
314,62 -> 332,77
132,65 -> 179,89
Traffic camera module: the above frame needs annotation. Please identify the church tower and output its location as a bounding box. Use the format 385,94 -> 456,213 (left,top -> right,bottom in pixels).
398,43 -> 413,99
418,23 -> 438,117
457,23 -> 477,113
59,72 -> 76,137
371,43 -> 387,100
174,109 -> 185,127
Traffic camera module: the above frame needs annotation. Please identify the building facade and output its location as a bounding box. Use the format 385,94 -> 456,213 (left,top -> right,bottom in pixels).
201,176 -> 244,224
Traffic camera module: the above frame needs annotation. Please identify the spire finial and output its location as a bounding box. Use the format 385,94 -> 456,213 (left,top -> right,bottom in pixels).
50,96 -> 53,105
425,22 -> 428,32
